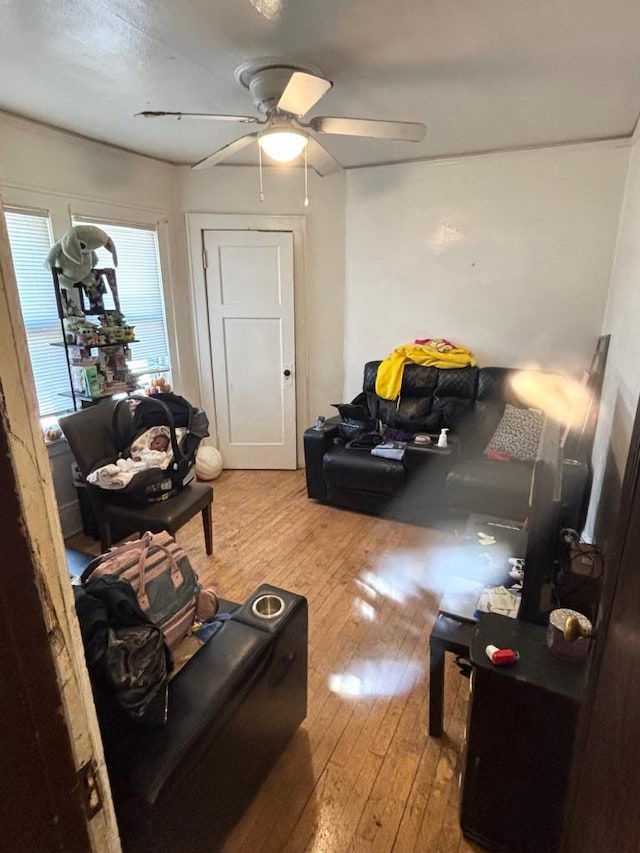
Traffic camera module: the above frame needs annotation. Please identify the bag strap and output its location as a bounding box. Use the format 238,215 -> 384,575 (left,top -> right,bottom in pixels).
81,531 -> 151,583
83,531 -> 184,596
136,533 -> 184,611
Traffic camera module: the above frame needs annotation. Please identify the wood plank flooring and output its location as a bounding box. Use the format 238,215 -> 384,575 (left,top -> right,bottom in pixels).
68,470 -> 483,853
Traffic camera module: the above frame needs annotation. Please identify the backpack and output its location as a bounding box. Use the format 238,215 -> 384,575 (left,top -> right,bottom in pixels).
74,577 -> 172,727
331,401 -> 379,444
88,393 -> 210,504
82,530 -> 200,653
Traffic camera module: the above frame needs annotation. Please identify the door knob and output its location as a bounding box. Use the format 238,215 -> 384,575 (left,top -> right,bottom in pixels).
283,369 -> 291,377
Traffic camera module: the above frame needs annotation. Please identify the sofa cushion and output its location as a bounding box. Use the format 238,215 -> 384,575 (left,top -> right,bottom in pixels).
363,361 -> 479,433
377,396 -> 441,433
323,446 -> 405,496
476,367 -> 525,404
485,404 -> 545,462
364,360 -> 439,398
364,361 -> 436,431
446,458 -> 535,521
434,366 -> 479,400
432,395 -> 474,430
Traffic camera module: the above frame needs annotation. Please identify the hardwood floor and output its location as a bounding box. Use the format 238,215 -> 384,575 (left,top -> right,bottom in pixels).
68,470 -> 483,852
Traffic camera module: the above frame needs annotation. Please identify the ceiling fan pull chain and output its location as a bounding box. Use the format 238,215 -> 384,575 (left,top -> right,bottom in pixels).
304,146 -> 309,208
258,143 -> 265,202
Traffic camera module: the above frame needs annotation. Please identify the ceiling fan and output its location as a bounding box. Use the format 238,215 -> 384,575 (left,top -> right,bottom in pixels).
137,60 -> 427,176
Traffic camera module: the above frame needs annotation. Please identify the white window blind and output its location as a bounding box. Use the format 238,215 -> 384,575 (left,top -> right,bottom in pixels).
73,220 -> 171,369
5,209 -> 72,417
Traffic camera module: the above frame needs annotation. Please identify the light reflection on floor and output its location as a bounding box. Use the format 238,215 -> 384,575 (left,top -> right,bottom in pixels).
329,658 -> 425,699
329,513 -> 523,701
330,544 -> 449,700
353,598 -> 377,622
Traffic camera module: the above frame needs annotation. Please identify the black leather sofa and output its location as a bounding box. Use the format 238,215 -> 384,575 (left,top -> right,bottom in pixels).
304,361 -> 571,525
83,578 -> 308,852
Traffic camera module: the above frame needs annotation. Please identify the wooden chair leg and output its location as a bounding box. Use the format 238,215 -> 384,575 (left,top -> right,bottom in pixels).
202,503 -> 213,556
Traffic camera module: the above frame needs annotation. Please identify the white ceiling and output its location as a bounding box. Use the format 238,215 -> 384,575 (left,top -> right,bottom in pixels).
2,0 -> 640,170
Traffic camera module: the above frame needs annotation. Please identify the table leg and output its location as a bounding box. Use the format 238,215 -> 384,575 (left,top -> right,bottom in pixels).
429,637 -> 445,737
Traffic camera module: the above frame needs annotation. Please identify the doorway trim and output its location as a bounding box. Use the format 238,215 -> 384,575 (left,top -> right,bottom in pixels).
186,213 -> 308,465
0,195 -> 121,849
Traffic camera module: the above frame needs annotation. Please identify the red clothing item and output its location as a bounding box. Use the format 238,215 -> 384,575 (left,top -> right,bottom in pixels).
414,337 -> 455,349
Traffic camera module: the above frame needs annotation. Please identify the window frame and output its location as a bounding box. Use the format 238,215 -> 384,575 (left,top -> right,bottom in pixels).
1,186 -> 180,416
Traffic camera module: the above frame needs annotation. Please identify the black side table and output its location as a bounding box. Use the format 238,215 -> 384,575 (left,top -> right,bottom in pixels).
460,614 -> 586,852
429,613 -> 475,736
428,516 -> 527,737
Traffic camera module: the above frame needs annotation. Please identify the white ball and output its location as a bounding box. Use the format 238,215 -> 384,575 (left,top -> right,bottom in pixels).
195,445 -> 223,480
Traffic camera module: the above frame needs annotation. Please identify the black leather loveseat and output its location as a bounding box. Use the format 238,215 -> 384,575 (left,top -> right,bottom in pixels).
84,579 -> 308,852
304,360 -> 569,525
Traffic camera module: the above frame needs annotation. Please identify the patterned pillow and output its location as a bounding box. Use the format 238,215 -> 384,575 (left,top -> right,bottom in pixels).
484,404 -> 544,462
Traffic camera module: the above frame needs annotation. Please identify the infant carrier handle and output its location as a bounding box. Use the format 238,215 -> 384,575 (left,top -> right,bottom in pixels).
112,396 -> 186,474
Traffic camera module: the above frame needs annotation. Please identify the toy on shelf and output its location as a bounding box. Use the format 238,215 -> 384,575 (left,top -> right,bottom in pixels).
49,259 -> 164,409
97,310 -> 136,344
46,225 -> 118,295
63,314 -> 102,346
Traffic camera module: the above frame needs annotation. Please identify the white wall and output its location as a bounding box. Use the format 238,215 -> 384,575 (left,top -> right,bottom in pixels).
343,142 -> 629,396
175,164 -> 346,424
0,111 -> 173,212
585,129 -> 640,546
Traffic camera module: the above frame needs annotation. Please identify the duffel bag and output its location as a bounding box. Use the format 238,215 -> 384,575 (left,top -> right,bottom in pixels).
82,531 -> 201,652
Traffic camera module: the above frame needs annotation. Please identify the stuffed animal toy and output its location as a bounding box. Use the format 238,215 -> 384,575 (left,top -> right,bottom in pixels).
46,225 -> 118,290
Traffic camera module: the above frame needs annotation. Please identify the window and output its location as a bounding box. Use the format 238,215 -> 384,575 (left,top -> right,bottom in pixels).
5,212 -> 171,417
5,209 -> 72,417
73,219 -> 171,370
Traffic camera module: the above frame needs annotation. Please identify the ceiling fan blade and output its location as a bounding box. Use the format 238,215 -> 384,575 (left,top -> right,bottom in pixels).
137,110 -> 260,124
277,72 -> 332,117
305,137 -> 342,177
309,116 -> 426,142
191,133 -> 259,170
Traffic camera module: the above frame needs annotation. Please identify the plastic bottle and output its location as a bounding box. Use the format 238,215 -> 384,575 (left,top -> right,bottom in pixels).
437,428 -> 449,448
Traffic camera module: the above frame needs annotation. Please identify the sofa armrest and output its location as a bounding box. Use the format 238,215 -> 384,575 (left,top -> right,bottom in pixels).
403,439 -> 459,480
446,458 -> 534,522
303,417 -> 340,501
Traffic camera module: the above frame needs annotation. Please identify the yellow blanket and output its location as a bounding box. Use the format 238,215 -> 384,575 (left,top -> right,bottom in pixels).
375,342 -> 476,400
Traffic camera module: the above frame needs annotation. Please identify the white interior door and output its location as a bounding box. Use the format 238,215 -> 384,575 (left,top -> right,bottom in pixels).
203,229 -> 296,469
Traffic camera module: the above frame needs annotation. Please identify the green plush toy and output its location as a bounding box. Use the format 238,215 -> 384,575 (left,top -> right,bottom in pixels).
46,225 -> 118,289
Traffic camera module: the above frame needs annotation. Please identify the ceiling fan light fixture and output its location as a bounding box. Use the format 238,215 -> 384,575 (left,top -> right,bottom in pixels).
258,129 -> 308,163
